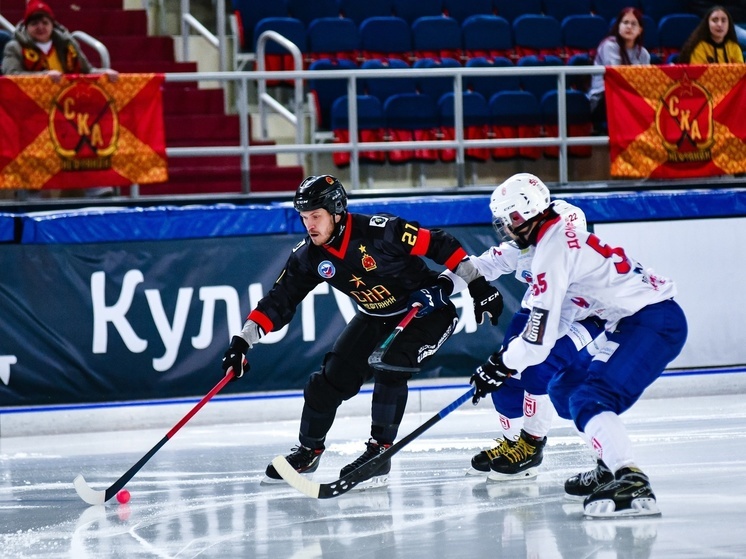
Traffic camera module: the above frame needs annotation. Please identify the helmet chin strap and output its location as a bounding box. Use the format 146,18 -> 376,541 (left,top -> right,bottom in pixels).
324,212 -> 347,246
513,207 -> 558,248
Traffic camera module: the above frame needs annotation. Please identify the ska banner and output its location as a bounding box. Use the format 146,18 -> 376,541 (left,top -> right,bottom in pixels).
0,73 -> 167,189
605,64 -> 746,179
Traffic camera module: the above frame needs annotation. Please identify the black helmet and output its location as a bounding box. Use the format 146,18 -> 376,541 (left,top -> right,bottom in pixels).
293,175 -> 348,215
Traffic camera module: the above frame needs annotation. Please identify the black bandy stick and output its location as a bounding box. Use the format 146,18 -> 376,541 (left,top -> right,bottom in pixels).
73,370 -> 235,505
272,386 -> 476,499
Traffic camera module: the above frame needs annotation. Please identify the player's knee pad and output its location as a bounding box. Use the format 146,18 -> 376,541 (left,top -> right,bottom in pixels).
372,368 -> 412,387
304,352 -> 366,411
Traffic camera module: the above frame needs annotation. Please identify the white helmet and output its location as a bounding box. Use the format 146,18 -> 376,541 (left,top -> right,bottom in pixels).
489,173 -> 551,247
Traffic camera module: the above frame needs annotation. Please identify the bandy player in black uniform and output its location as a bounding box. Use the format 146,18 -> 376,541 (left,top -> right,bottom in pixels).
222,175 -> 503,485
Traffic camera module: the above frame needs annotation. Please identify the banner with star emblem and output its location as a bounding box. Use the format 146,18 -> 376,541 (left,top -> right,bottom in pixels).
0,74 -> 167,189
605,64 -> 746,178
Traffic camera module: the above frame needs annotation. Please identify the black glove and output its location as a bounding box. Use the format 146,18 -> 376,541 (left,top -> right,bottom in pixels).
408,277 -> 452,318
470,351 -> 515,405
222,335 -> 250,380
468,276 -> 503,326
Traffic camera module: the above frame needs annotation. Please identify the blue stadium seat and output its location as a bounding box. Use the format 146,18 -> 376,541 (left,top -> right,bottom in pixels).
253,17 -> 307,81
286,0 -> 339,26
489,90 -> 542,159
493,0 -> 542,23
414,57 -> 462,100
542,0 -> 593,23
517,54 -> 565,99
232,0 -> 288,51
658,13 -> 700,61
392,0 -> 444,24
641,14 -> 659,55
591,0 -> 641,23
438,91 -> 491,161
442,0 -> 493,23
641,0 -> 687,23
561,14 -> 608,57
384,92 -> 441,163
337,0 -> 394,25
360,58 -> 417,101
513,14 -> 563,58
359,16 -> 413,63
412,16 -> 463,62
465,56 -> 520,98
331,95 -> 386,166
540,89 -> 593,157
309,58 -> 358,130
307,18 -> 360,64
461,15 -> 513,61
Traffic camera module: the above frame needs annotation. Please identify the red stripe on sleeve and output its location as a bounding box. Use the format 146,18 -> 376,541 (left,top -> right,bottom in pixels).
411,227 -> 431,256
444,247 -> 467,271
248,309 -> 274,334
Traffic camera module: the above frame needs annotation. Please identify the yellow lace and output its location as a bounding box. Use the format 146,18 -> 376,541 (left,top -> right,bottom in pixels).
484,438 -> 513,461
501,437 -> 538,464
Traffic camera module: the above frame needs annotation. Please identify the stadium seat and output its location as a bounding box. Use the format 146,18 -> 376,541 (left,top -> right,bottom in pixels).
461,15 -> 514,61
253,17 -> 307,71
392,0 -> 444,24
331,95 -> 387,166
232,0 -> 288,53
384,92 -> 440,163
489,90 -> 542,159
540,89 -> 593,157
658,13 -> 700,62
513,14 -> 563,58
438,91 -> 491,162
465,56 -> 520,98
412,16 -> 463,62
338,0 -> 394,25
307,18 -> 360,64
414,58 -> 462,101
442,0 -> 493,24
517,54 -> 565,99
561,14 -> 608,58
360,58 -> 417,101
542,0 -> 593,23
566,53 -> 594,92
309,58 -> 358,131
641,14 -> 660,60
640,0 -> 687,23
286,0 -> 339,26
493,0 -> 542,23
591,0 -> 640,23
359,16 -> 413,63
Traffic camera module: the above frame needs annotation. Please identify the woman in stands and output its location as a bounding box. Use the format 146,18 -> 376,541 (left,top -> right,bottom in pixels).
588,7 -> 650,134
679,5 -> 744,64
1,0 -> 118,82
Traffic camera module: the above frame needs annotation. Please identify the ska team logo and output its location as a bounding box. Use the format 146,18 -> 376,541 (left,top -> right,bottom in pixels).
318,261 -> 336,278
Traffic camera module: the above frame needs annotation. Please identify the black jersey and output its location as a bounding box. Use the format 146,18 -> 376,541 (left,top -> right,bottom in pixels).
248,212 -> 468,333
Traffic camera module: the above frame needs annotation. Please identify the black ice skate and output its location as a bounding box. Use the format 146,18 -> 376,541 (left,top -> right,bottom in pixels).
466,437 -> 514,476
487,429 -> 546,481
263,445 -> 324,484
564,459 -> 614,499
339,438 -> 391,489
583,466 -> 661,518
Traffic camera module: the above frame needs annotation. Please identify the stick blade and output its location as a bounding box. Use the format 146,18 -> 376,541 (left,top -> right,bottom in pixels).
73,474 -> 107,505
271,456 -> 321,498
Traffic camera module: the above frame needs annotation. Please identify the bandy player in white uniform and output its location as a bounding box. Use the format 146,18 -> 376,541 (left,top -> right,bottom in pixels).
470,173 -> 687,518
445,198 -> 605,481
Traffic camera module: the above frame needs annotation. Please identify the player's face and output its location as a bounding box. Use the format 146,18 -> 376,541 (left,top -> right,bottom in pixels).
708,10 -> 729,43
618,13 -> 642,47
27,16 -> 53,43
299,209 -> 338,245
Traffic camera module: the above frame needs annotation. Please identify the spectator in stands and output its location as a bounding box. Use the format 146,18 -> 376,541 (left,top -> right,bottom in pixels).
588,7 -> 650,135
687,1 -> 746,49
679,5 -> 745,64
1,0 -> 118,82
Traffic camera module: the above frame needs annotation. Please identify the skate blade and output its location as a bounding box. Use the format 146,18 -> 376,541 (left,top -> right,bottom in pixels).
261,471 -> 316,486
487,466 -> 539,482
350,474 -> 388,492
465,467 -> 489,477
583,497 -> 661,518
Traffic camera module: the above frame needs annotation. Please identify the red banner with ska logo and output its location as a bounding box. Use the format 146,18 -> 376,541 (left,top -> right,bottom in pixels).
0,74 -> 167,189
606,64 -> 746,179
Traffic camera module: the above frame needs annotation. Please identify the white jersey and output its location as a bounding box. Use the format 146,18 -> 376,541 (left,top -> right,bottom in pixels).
502,215 -> 677,373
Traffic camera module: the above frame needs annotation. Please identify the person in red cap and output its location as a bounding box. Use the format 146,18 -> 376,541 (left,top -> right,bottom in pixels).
1,0 -> 118,82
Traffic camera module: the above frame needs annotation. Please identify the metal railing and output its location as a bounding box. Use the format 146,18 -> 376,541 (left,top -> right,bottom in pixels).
164,64 -> 607,193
